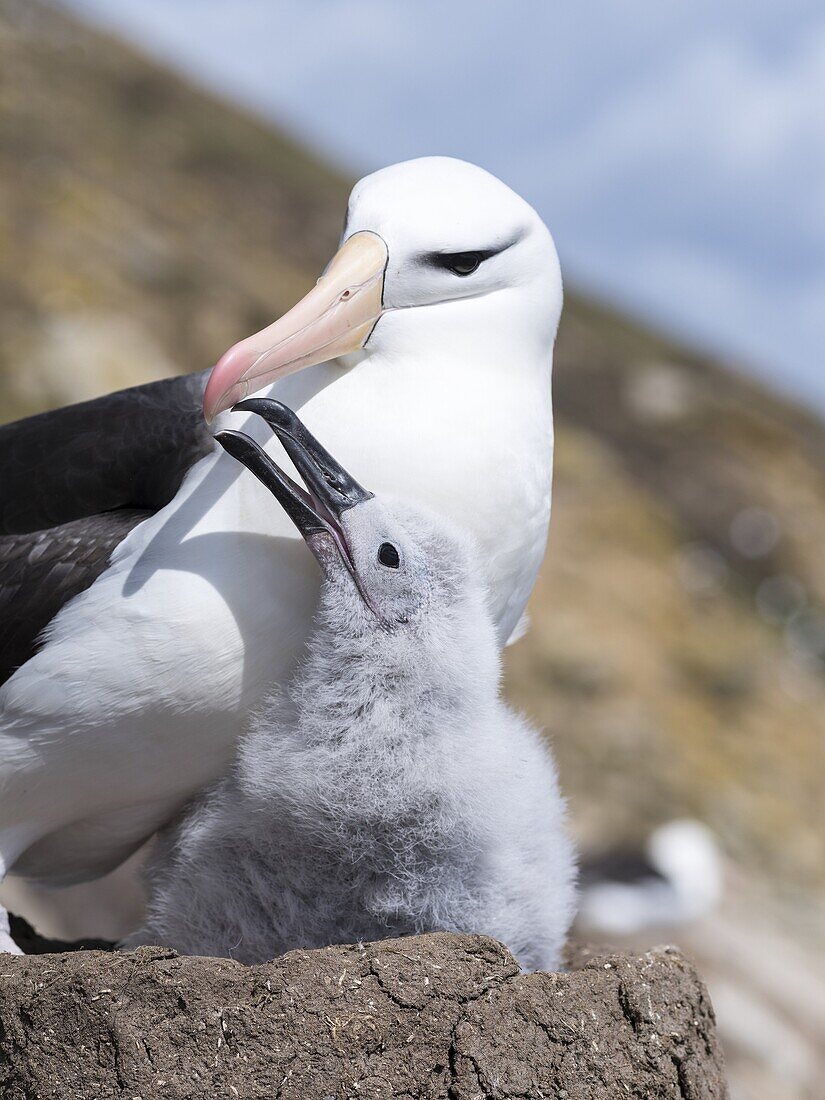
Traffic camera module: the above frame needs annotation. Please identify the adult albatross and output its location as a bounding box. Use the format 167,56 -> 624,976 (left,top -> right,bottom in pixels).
0,157 -> 562,950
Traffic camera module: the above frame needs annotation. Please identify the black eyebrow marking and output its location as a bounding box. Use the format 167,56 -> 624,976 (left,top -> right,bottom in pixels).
424,248 -> 496,272
415,228 -> 525,269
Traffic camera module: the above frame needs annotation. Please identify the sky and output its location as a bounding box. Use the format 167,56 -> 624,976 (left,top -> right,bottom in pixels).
63,0 -> 825,409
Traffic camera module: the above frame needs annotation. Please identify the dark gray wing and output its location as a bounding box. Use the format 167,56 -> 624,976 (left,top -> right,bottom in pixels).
0,510 -> 150,685
0,371 -> 211,535
0,371 -> 214,685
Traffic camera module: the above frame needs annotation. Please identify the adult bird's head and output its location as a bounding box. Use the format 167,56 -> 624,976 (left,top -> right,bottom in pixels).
215,399 -> 488,637
203,157 -> 562,422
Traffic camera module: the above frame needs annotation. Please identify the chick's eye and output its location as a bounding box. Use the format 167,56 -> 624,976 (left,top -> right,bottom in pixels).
378,542 -> 400,569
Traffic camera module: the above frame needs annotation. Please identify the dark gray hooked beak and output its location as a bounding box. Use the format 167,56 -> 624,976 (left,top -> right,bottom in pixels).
215,399 -> 373,573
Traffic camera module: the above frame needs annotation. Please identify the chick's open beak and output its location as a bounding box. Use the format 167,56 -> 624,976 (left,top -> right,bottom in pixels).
214,399 -> 372,572
204,231 -> 388,422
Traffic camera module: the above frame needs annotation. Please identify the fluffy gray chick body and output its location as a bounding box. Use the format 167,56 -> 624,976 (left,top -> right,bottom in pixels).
125,403 -> 575,971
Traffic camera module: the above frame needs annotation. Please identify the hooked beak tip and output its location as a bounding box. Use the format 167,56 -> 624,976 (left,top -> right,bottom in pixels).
203,345 -> 248,422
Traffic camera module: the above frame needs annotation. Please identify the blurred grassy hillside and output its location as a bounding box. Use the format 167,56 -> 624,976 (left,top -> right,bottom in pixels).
522,307 -> 825,905
0,0 -> 348,418
2,0 -> 823,918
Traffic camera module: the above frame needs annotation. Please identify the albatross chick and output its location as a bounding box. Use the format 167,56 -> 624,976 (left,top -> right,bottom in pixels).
125,401 -> 576,970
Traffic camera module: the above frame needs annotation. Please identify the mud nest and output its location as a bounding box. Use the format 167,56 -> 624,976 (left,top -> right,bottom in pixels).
0,931 -> 727,1099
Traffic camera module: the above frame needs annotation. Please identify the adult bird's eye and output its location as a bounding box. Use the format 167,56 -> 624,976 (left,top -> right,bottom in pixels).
441,251 -> 483,277
378,542 -> 400,569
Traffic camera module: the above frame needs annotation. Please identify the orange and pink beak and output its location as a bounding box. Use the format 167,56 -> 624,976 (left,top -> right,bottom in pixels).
203,231 -> 389,422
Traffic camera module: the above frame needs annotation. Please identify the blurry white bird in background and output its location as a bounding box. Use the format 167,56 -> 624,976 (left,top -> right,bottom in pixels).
578,819 -> 724,935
